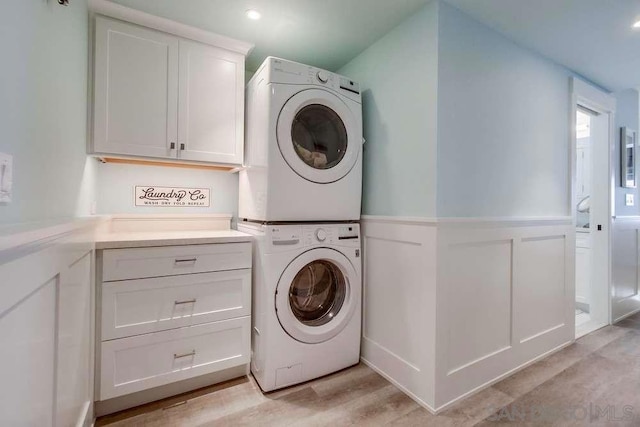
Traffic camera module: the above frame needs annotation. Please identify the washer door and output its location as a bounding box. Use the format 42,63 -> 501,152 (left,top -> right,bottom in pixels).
277,89 -> 359,184
275,248 -> 359,344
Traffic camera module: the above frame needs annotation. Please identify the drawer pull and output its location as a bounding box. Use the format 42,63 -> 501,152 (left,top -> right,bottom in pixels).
174,299 -> 197,306
174,350 -> 196,359
174,258 -> 197,266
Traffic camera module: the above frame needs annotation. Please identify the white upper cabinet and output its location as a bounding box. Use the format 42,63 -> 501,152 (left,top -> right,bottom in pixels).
91,12 -> 251,166
178,40 -> 244,165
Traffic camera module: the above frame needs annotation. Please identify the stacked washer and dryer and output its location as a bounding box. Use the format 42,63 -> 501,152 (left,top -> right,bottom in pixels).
238,57 -> 364,392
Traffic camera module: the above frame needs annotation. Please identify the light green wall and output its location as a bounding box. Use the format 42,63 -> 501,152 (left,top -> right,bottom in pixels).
0,0 -> 95,225
613,89 -> 640,217
339,1 -> 439,217
340,0 -> 581,218
436,1 -> 571,217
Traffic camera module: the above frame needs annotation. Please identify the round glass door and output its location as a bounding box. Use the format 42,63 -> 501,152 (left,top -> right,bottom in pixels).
291,105 -> 348,170
276,248 -> 359,344
289,260 -> 347,326
277,89 -> 361,184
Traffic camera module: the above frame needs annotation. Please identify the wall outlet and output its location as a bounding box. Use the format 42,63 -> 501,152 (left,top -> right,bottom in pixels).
0,152 -> 12,204
626,194 -> 635,206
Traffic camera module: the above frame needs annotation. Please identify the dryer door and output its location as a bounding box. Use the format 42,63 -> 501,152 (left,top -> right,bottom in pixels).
277,89 -> 360,184
275,248 -> 359,344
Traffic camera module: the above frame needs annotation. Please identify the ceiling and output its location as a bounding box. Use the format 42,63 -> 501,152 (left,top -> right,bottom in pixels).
444,0 -> 640,92
106,0 -> 431,72
107,0 -> 640,92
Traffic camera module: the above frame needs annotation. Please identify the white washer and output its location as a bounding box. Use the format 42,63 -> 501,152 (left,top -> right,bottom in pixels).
238,222 -> 362,391
239,57 -> 363,222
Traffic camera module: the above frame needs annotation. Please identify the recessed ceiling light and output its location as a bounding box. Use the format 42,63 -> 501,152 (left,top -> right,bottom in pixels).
246,9 -> 261,20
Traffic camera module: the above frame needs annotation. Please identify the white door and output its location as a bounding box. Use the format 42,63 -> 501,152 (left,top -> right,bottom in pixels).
178,40 -> 244,165
277,89 -> 361,183
275,248 -> 359,343
575,245 -> 591,306
93,17 -> 179,158
587,109 -> 611,328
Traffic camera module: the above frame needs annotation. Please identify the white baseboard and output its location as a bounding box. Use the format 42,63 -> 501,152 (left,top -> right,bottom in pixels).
613,307 -> 640,323
433,340 -> 573,414
360,357 -> 437,415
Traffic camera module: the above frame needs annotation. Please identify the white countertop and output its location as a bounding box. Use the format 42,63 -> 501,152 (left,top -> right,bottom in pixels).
95,229 -> 252,250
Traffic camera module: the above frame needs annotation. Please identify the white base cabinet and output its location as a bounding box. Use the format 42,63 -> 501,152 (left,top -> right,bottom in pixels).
100,317 -> 250,400
96,242 -> 252,404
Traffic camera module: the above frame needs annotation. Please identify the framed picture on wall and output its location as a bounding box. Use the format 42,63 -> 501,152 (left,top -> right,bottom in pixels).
621,127 -> 637,188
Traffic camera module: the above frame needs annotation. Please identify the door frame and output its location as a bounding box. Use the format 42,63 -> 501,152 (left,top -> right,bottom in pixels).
570,78 -> 616,336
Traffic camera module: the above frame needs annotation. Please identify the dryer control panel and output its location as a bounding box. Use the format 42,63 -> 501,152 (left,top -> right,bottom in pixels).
264,57 -> 361,103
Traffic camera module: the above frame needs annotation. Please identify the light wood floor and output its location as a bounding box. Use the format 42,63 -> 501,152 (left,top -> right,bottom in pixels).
97,313 -> 640,426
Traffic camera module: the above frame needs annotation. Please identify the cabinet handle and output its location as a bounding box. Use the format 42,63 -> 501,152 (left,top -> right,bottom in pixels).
174,350 -> 196,359
170,142 -> 176,150
174,299 -> 196,305
174,258 -> 197,265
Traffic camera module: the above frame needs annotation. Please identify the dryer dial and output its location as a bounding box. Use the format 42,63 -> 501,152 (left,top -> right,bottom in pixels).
317,71 -> 329,83
315,228 -> 327,242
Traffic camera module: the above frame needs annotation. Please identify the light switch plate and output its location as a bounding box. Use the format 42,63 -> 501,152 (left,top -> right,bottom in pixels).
0,152 -> 12,204
626,193 -> 635,206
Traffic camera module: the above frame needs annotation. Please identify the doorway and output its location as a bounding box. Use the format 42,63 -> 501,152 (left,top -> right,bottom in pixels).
572,79 -> 614,338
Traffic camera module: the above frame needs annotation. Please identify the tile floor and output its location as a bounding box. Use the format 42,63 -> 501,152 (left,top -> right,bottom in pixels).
97,312 -> 640,426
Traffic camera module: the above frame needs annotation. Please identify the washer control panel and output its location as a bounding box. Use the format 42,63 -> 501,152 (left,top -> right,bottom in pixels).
268,224 -> 360,249
302,224 -> 359,247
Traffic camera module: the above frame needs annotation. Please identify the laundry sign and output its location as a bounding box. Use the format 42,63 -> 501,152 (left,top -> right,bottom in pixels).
135,186 -> 211,207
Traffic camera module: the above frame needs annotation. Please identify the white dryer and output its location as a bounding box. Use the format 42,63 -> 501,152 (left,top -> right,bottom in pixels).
239,57 -> 363,222
238,222 -> 362,391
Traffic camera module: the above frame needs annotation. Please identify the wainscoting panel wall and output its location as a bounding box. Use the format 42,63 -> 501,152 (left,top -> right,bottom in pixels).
361,217 -> 574,412
612,217 -> 640,321
435,220 -> 574,409
360,216 -> 438,410
0,223 -> 96,427
443,237 -> 513,375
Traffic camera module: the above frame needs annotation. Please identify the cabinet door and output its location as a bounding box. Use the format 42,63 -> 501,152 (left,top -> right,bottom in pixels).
93,17 -> 179,159
178,40 -> 244,165
100,317 -> 250,400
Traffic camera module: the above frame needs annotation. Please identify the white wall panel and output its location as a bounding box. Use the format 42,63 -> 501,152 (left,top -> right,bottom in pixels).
516,236 -> 567,343
0,279 -> 57,427
360,216 -> 437,410
443,239 -> 513,373
0,225 -> 95,426
435,220 -> 573,410
612,218 -> 640,321
57,252 -> 93,427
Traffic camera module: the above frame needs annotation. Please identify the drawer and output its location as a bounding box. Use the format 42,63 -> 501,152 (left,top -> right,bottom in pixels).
102,243 -> 251,281
102,269 -> 251,340
99,316 -> 250,400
